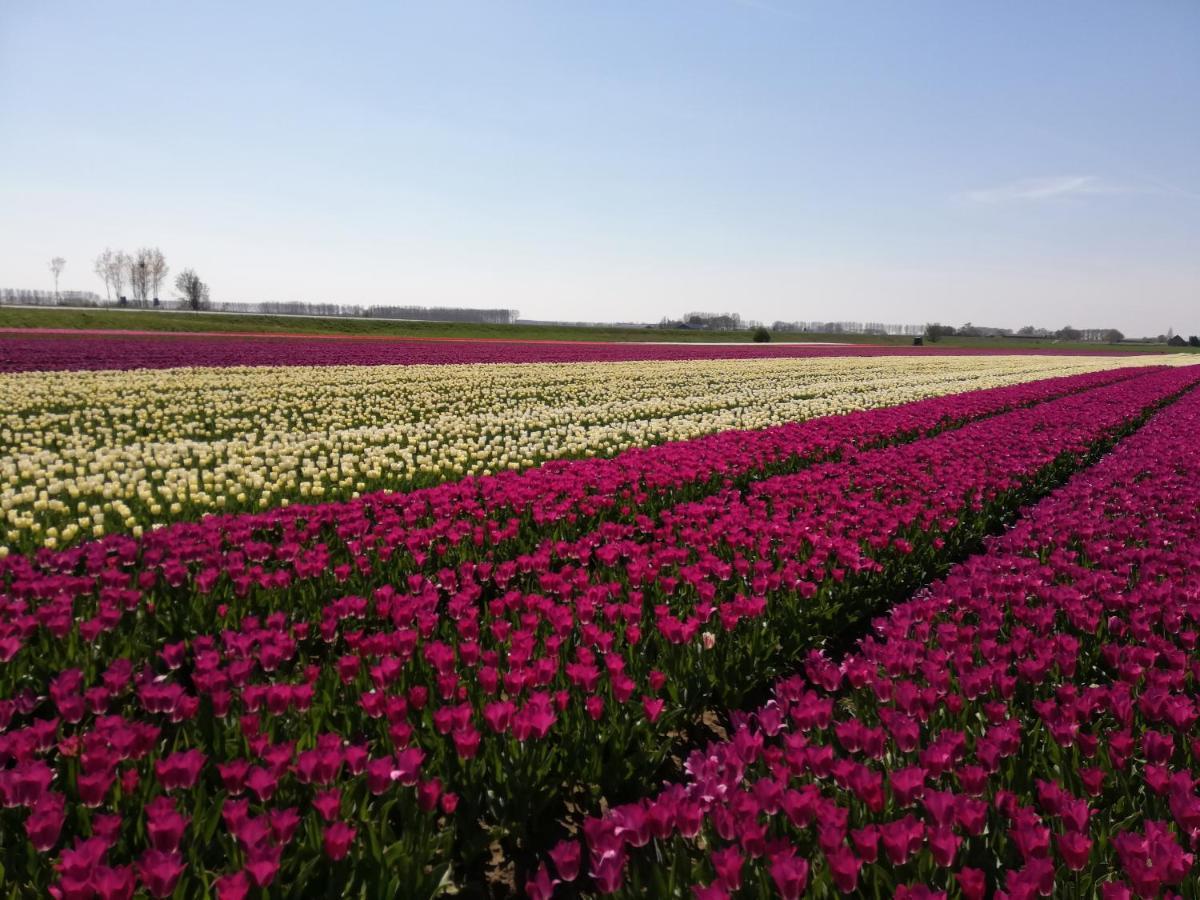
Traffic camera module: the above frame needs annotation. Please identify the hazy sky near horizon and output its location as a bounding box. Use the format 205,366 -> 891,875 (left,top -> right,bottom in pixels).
2,1 -> 1197,335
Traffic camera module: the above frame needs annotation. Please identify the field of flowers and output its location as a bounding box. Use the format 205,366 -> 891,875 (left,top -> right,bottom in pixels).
0,354 -> 1169,553
1,342 -> 1198,898
562,371 -> 1200,900
0,331 -> 1161,373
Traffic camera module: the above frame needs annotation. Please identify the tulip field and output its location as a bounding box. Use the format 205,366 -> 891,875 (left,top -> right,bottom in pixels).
1,338 -> 1199,898
562,372 -> 1200,900
0,331 -> 1157,374
0,353 -> 1180,554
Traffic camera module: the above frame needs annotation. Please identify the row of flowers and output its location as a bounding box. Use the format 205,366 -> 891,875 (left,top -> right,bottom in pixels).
1,354 -> 1176,551
0,332 -> 1154,374
551,380 -> 1200,898
1,367 -> 1196,896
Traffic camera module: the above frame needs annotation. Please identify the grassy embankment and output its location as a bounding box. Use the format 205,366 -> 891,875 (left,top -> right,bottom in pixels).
0,306 -> 1195,353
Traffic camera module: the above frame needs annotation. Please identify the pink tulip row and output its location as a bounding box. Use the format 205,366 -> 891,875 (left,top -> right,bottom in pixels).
0,366 -> 1196,897
554,381 -> 1200,898
0,333 -> 1147,372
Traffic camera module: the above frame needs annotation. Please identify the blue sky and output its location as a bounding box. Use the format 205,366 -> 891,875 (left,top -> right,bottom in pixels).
2,1 -> 1197,334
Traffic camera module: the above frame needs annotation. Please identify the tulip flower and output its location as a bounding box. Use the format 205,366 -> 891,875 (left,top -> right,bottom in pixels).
136,850 -> 185,899
214,871 -> 251,900
323,822 -> 357,861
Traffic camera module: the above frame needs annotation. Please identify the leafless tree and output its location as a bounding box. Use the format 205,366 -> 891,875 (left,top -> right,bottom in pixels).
49,257 -> 66,299
174,268 -> 210,310
145,248 -> 169,303
109,251 -> 130,302
93,249 -> 116,301
128,248 -> 155,306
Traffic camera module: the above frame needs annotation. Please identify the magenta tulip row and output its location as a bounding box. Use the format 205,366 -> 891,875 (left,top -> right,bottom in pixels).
0,366 -> 1196,898
0,332 -> 1146,372
554,382 -> 1200,899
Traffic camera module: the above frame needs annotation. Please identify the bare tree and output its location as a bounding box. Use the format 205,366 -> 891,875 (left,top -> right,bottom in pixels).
129,248 -> 154,306
174,268 -> 210,310
49,257 -> 66,300
145,248 -> 169,303
93,249 -> 116,301
120,254 -> 134,304
109,251 -> 130,302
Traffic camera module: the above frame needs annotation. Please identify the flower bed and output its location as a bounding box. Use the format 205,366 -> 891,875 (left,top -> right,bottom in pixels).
0,332 -> 1155,373
1,367 -> 1196,896
559,378 -> 1200,898
1,355 -> 1160,551
1,364 -> 1145,621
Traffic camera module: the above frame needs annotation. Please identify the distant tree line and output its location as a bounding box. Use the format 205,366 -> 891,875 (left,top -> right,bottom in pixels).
0,288 -> 103,306
8,266 -> 1196,340
660,312 -> 774,330
1012,325 -> 1126,342
4,275 -> 518,324
360,305 -> 518,324
657,317 -> 1133,342
772,321 -> 926,336
203,301 -> 518,324
657,311 -> 749,330
13,245 -> 521,324
924,323 -> 1126,343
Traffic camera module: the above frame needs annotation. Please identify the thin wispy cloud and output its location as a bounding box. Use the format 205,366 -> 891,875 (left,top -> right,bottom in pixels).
963,175 -> 1200,205
963,175 -> 1120,204
1136,174 -> 1200,203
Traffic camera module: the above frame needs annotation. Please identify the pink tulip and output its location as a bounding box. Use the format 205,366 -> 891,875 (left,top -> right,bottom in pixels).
214,871 -> 251,900
323,822 -> 357,861
548,839 -> 581,882
136,850 -> 185,898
